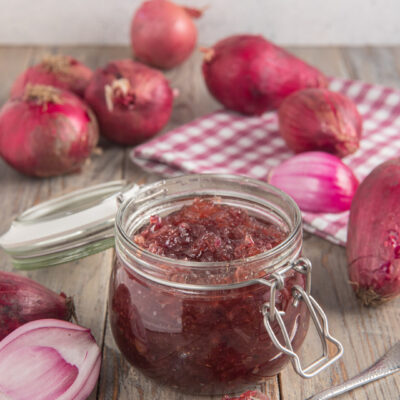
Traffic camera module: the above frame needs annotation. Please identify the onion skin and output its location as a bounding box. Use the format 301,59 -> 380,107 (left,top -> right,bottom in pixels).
0,271 -> 74,340
202,35 -> 327,115
278,88 -> 363,158
0,85 -> 99,177
0,319 -> 101,400
268,152 -> 359,213
131,0 -> 200,69
347,158 -> 400,306
11,55 -> 93,98
85,59 -> 173,145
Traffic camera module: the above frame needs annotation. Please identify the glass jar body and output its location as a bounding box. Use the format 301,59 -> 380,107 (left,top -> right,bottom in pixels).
109,174 -> 309,394
109,258 -> 309,394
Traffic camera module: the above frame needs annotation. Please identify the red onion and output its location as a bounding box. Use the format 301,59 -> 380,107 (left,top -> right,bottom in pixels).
0,271 -> 74,340
278,88 -> 363,158
268,152 -> 358,213
0,84 -> 99,177
347,158 -> 400,306
84,59 -> 174,145
202,35 -> 327,115
0,319 -> 101,400
11,55 -> 93,98
130,0 -> 202,69
223,390 -> 270,400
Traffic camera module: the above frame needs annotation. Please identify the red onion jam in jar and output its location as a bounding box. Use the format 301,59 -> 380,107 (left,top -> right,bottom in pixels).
109,175 -> 342,394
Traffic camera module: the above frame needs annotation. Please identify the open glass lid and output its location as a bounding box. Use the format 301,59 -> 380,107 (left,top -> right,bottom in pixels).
0,181 -> 140,270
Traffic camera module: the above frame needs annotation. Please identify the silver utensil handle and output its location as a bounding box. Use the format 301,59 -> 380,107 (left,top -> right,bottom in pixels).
307,342 -> 400,400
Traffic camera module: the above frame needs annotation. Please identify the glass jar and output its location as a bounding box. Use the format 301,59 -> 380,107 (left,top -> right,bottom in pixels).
109,175 -> 342,394
0,174 -> 343,395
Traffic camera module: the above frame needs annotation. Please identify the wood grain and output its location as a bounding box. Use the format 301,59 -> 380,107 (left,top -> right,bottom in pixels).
0,46 -> 400,400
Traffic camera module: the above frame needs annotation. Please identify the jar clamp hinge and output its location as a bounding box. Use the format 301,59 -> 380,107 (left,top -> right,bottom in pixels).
258,257 -> 343,378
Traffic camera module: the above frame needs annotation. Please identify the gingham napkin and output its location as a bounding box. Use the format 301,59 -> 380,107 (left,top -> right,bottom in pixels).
131,78 -> 400,246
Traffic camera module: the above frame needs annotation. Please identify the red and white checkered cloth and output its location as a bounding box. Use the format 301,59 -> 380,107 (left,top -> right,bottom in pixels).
131,78 -> 400,246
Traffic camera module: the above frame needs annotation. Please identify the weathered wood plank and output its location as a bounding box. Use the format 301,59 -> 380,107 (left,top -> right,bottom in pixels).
0,46 -> 33,103
341,46 -> 400,89
288,46 -> 349,78
0,46 -> 35,272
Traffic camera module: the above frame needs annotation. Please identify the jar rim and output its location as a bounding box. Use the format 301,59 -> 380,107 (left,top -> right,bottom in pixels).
115,174 -> 302,272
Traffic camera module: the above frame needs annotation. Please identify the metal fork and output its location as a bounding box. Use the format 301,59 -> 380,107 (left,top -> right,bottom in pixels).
307,341 -> 400,399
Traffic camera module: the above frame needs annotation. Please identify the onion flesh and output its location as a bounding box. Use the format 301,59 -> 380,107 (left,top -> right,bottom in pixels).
278,88 -> 363,157
0,271 -> 74,340
84,59 -> 173,145
0,319 -> 101,400
0,84 -> 99,177
347,158 -> 400,306
11,55 -> 93,98
202,35 -> 327,115
130,0 -> 201,69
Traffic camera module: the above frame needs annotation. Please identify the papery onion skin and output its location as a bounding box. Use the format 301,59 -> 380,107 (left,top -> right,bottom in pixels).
11,55 -> 93,98
0,319 -> 101,400
202,35 -> 327,115
0,84 -> 99,177
268,151 -> 358,213
347,158 -> 400,306
278,88 -> 363,158
84,59 -> 173,145
131,0 -> 200,69
0,271 -> 74,340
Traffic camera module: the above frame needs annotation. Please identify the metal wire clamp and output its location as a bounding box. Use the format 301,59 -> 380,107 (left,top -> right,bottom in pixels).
260,257 -> 344,378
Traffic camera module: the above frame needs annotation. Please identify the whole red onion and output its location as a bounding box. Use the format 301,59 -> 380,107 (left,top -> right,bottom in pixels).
0,84 -> 99,177
84,59 -> 174,145
131,0 -> 202,69
202,35 -> 327,115
278,88 -> 363,157
11,55 -> 93,98
347,158 -> 400,306
0,271 -> 74,340
0,319 -> 101,400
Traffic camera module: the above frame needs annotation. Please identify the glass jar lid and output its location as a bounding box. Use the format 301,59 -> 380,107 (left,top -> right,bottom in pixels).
0,174 -> 301,270
0,181 -> 139,269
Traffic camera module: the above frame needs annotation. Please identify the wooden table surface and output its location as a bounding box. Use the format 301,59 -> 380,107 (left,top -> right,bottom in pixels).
1,45 -> 400,400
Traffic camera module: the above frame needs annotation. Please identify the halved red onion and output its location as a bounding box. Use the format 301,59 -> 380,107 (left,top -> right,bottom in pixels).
268,152 -> 358,213
0,319 -> 101,400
